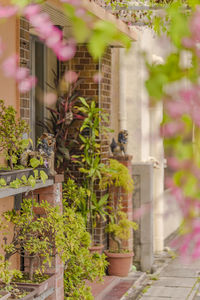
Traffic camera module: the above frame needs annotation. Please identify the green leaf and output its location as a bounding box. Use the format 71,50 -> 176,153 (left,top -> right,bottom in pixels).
21,175 -> 27,184
30,158 -> 41,169
40,171 -> 48,184
28,175 -> 36,188
0,178 -> 6,186
10,178 -> 22,189
79,97 -> 89,108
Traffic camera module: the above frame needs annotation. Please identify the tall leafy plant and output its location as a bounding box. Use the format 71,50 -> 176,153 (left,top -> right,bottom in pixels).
76,98 -> 110,243
0,100 -> 29,170
38,79 -> 84,173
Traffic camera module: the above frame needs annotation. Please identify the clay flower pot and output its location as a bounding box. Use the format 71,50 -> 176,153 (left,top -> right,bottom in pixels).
104,251 -> 134,277
89,244 -> 104,254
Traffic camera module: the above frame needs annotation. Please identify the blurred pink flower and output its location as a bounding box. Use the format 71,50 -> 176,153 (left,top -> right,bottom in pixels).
166,101 -> 189,118
24,4 -> 76,61
16,68 -> 29,81
18,76 -> 37,93
44,93 -> 57,106
75,8 -> 86,17
182,37 -> 195,48
60,0 -> 81,6
64,70 -> 79,84
0,5 -> 18,19
93,72 -> 103,83
2,55 -> 18,77
161,121 -> 184,137
190,7 -> 200,42
2,54 -> 36,93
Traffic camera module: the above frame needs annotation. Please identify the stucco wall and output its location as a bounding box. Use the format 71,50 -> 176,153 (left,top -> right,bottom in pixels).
0,16 -> 18,110
123,27 -> 182,248
0,15 -> 19,268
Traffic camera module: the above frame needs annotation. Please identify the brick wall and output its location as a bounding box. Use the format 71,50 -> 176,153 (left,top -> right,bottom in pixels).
20,17 -> 31,125
61,45 -> 112,247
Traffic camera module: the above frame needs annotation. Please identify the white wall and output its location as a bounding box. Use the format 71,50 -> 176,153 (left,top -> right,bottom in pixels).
122,26 -> 181,251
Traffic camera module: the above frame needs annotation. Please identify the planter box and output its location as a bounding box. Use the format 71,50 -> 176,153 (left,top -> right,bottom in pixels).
0,291 -> 11,300
0,286 -> 36,300
0,168 -> 32,185
14,273 -> 56,296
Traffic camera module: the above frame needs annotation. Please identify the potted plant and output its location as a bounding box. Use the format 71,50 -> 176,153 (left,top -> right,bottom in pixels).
61,200 -> 108,299
100,158 -> 138,276
104,203 -> 138,277
0,255 -> 37,300
1,199 -> 59,296
0,100 -> 31,185
76,98 -> 111,253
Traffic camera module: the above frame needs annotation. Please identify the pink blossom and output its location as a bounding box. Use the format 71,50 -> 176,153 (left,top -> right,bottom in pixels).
0,5 -> 18,19
190,7 -> 200,41
18,76 -> 37,93
64,71 -> 79,84
167,157 -> 181,170
60,0 -> 81,6
16,68 -> 29,81
93,72 -> 103,83
24,4 -> 76,61
75,8 -> 86,17
2,55 -> 18,77
161,121 -> 184,137
2,54 -> 36,93
55,42 -> 76,61
182,37 -> 195,48
166,101 -> 189,118
191,106 -> 200,127
44,93 -> 57,106
23,4 -> 40,18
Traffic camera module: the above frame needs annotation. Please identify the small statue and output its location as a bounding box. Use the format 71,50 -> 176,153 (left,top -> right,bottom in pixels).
110,130 -> 128,156
37,133 -> 56,175
21,133 -> 56,176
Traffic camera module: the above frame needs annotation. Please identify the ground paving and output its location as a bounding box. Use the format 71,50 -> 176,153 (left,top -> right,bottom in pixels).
136,256 -> 200,300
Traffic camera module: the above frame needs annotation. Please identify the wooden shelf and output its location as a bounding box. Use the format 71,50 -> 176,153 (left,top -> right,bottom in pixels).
0,179 -> 54,199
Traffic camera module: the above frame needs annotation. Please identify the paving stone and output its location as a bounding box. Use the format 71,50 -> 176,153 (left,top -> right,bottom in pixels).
169,259 -> 200,270
140,297 -> 187,300
160,268 -> 199,278
153,276 -> 197,287
143,286 -> 191,298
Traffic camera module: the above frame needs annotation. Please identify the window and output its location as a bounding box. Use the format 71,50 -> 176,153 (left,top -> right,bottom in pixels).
30,36 -> 58,145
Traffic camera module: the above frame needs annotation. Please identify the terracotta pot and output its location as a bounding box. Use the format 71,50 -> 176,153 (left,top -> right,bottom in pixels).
13,273 -> 55,296
89,244 -> 104,254
32,207 -> 46,215
104,251 -> 134,277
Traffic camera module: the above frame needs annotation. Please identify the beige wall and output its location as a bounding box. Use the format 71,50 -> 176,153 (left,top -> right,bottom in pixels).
0,16 -> 18,110
0,15 -> 19,268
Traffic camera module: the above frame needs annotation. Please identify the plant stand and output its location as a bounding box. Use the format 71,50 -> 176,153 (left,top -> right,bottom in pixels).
34,287 -> 54,300
0,291 -> 11,300
0,168 -> 32,185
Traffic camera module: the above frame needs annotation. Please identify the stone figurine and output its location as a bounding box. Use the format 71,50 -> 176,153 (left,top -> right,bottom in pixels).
110,130 -> 128,156
21,133 -> 56,176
